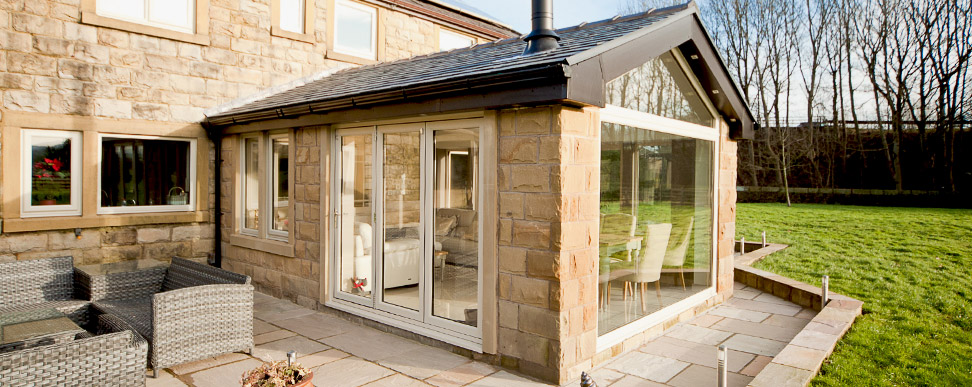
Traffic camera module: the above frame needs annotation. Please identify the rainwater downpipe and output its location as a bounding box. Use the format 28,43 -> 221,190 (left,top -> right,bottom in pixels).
202,121 -> 223,268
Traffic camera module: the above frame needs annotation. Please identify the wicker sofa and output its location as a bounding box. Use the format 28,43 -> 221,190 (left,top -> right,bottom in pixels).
0,313 -> 148,386
89,257 -> 254,377
0,256 -> 91,327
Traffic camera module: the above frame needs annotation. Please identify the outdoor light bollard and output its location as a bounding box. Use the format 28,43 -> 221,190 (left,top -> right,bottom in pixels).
762,231 -> 767,247
740,237 -> 745,254
579,371 -> 597,387
821,275 -> 830,307
287,350 -> 296,367
717,345 -> 728,387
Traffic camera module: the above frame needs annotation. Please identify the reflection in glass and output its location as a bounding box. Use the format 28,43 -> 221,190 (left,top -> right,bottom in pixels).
432,129 -> 479,327
101,138 -> 190,208
243,137 -> 260,231
339,134 -> 374,298
381,132 -> 422,311
279,0 -> 304,33
30,136 -> 73,206
271,138 -> 289,233
597,122 -> 713,336
605,50 -> 713,126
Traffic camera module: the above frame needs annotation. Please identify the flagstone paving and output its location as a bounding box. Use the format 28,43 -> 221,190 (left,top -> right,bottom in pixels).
147,282 -> 816,386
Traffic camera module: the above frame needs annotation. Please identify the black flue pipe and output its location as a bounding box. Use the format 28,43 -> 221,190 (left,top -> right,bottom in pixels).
522,0 -> 560,55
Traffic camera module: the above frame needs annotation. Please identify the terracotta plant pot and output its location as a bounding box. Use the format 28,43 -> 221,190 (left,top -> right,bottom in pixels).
38,199 -> 57,205
294,372 -> 313,387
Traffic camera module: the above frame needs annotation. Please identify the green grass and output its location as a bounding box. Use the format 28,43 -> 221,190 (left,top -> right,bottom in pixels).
736,203 -> 972,386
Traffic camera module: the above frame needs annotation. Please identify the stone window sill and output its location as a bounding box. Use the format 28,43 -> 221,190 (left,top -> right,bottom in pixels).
81,12 -> 210,46
230,234 -> 295,257
2,212 -> 208,233
326,50 -> 378,66
271,26 -> 316,44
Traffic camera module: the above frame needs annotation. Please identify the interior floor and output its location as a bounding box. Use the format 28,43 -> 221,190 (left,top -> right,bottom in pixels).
598,281 -> 711,335
382,264 -> 478,324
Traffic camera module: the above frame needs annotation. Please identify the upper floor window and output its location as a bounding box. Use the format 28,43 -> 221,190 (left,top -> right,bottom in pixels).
438,29 -> 475,51
333,0 -> 377,60
98,134 -> 196,214
21,130 -> 82,218
279,0 -> 305,33
96,0 -> 195,34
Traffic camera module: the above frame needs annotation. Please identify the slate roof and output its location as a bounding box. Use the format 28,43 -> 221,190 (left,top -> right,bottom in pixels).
206,3 -> 692,122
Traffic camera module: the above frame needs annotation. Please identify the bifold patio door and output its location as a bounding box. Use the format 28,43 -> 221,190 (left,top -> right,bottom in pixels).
332,119 -> 482,341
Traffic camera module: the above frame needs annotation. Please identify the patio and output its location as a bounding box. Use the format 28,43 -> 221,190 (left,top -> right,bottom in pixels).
149,281 -> 816,386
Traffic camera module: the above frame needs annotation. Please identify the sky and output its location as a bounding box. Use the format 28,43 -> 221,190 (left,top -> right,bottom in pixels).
438,0 -> 633,34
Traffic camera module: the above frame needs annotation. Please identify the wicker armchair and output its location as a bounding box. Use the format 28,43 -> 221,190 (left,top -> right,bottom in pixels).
0,314 -> 148,386
91,257 -> 254,377
0,256 -> 90,327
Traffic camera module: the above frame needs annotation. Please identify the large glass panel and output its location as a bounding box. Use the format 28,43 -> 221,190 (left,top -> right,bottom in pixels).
605,51 -> 714,126
97,0 -> 145,23
242,137 -> 260,231
597,122 -> 713,336
271,137 -> 289,234
29,134 -> 74,206
149,0 -> 193,31
279,0 -> 304,34
381,131 -> 422,311
432,129 -> 479,327
101,137 -> 191,208
334,0 -> 375,58
339,134 -> 374,298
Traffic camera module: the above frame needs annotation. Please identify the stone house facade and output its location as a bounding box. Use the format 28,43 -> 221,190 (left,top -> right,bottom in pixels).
205,2 -> 756,383
0,0 -> 515,264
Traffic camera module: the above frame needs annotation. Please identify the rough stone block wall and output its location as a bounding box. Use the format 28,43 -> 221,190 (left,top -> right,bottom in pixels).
717,120 -> 737,296
220,127 -> 322,308
496,106 -> 601,384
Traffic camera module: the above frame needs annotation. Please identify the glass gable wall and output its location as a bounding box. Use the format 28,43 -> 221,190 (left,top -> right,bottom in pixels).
598,49 -> 717,337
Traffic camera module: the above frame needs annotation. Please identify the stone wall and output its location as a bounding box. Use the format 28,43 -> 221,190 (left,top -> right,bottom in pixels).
495,106 -> 602,383
220,127 -> 322,308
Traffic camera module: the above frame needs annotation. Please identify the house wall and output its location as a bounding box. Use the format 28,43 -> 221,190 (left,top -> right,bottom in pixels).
0,0 -> 507,264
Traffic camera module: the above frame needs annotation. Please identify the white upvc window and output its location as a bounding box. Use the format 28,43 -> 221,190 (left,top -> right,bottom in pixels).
333,0 -> 377,60
97,134 -> 197,214
96,0 -> 196,34
21,130 -> 82,218
239,132 -> 291,241
438,29 -> 475,51
279,0 -> 305,34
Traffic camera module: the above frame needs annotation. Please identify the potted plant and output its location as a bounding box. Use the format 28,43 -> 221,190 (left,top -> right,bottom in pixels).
32,158 -> 70,205
241,359 -> 313,387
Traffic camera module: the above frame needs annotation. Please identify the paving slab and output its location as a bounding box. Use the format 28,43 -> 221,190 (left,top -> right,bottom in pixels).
707,305 -> 771,323
752,292 -> 794,305
168,352 -> 250,375
710,317 -> 803,342
604,351 -> 690,383
272,312 -> 362,339
609,375 -> 667,387
313,357 -> 396,386
252,335 -> 330,362
253,299 -> 316,322
253,318 -> 279,335
466,370 -> 547,387
666,364 -> 753,387
739,355 -> 772,377
300,348 -> 351,369
253,329 -> 297,345
187,358 -> 262,386
727,298 -> 803,316
377,345 -> 472,379
362,373 -> 433,387
638,336 -> 754,373
721,334 -> 788,357
788,329 -> 840,352
320,326 -> 429,361
688,314 -> 724,328
772,345 -> 828,372
761,314 -> 812,330
425,359 -> 497,387
748,363 -> 814,387
663,323 -> 733,345
145,370 -> 189,387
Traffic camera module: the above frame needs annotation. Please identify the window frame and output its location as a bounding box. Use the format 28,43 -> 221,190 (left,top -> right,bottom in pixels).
271,0 -> 316,43
20,129 -> 83,218
594,48 -> 723,352
330,0 -> 378,61
96,133 -> 197,215
80,0 -> 210,45
235,131 -> 294,244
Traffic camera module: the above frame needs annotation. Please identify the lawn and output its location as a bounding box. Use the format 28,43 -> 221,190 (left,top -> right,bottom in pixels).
735,203 -> 972,386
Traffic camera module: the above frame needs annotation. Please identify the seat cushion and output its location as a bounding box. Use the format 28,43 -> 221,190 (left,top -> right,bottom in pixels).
93,297 -> 154,341
384,238 -> 421,253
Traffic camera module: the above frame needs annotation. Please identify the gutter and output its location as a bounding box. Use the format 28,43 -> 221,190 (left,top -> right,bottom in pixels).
201,121 -> 222,268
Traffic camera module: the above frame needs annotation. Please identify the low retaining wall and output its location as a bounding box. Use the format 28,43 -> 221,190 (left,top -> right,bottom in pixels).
734,243 -> 863,386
